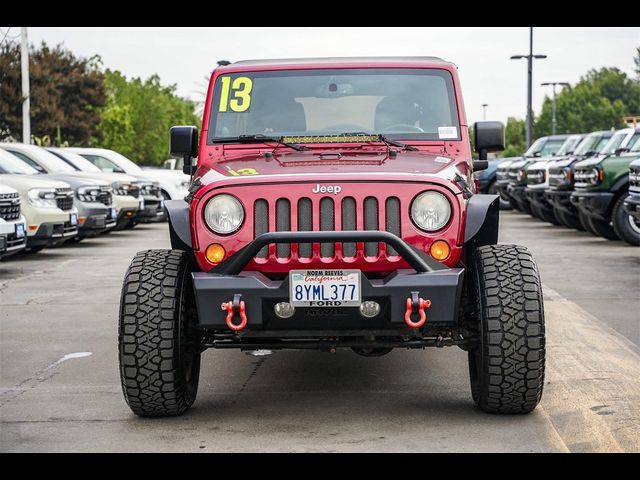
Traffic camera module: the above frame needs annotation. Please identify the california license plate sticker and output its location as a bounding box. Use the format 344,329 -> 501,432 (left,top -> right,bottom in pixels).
289,270 -> 361,307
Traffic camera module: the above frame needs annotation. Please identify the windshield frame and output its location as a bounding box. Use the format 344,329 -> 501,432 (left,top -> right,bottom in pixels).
207,67 -> 461,145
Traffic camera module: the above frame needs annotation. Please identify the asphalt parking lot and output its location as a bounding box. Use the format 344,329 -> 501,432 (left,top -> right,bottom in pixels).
1,211 -> 639,452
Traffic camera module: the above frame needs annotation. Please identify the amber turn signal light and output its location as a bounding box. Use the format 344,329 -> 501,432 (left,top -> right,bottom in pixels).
429,240 -> 450,261
205,243 -> 226,264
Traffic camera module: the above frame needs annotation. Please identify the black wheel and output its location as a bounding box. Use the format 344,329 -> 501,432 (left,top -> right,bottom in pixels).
468,245 -> 545,414
611,194 -> 640,246
508,197 -> 520,211
519,200 -> 532,215
488,181 -> 512,210
579,211 -> 599,236
119,249 -> 201,417
528,203 -> 541,219
538,206 -> 562,226
555,209 -> 584,231
587,216 -> 619,241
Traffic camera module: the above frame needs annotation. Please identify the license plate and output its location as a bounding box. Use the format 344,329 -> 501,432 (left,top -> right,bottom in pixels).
15,223 -> 25,238
289,269 -> 361,307
160,199 -> 165,209
110,207 -> 117,219
70,213 -> 78,226
139,198 -> 145,210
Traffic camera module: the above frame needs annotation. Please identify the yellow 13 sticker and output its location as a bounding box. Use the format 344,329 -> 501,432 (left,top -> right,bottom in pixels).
218,76 -> 253,113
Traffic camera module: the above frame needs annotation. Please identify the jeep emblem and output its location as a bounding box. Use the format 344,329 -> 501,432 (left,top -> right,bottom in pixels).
312,184 -> 342,195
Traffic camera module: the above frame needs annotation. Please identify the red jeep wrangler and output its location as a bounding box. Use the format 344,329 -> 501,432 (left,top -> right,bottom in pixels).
119,57 -> 545,417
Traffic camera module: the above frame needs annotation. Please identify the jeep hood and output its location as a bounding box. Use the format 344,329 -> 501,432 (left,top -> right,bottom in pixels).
198,149 -> 464,186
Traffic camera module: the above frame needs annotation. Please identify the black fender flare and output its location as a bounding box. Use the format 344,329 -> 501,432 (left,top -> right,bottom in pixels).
610,176 -> 628,195
464,194 -> 499,246
165,199 -> 192,251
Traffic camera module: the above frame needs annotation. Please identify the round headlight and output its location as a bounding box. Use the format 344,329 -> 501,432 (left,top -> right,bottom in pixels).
411,191 -> 451,232
204,194 -> 244,234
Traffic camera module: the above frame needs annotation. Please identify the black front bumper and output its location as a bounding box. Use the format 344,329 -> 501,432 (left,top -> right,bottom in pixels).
570,191 -> 614,221
27,221 -> 78,248
545,188 -> 576,215
495,180 -> 512,202
507,184 -> 529,209
525,187 -> 553,211
192,231 -> 465,332
136,197 -> 164,223
623,193 -> 640,221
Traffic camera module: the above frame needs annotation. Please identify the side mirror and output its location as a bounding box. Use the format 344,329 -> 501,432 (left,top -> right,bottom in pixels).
533,151 -> 542,157
170,126 -> 198,175
615,147 -> 630,156
473,121 -> 504,166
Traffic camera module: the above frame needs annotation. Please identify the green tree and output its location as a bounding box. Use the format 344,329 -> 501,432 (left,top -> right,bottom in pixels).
95,70 -> 200,165
533,66 -> 639,137
0,42 -> 105,143
634,46 -> 640,80
500,117 -> 527,158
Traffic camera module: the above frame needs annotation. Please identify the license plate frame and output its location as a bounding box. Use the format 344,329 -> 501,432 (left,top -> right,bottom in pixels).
289,269 -> 361,307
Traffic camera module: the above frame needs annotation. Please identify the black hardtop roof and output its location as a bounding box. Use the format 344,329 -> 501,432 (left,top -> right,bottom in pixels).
228,56 -> 451,67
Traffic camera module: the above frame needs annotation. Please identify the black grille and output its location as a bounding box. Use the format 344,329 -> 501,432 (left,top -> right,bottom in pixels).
253,195 -> 401,260
97,188 -> 113,206
55,189 -> 74,211
341,197 -> 357,257
254,199 -> 269,258
128,186 -> 140,198
138,183 -> 160,197
629,167 -> 640,192
0,193 -> 20,221
364,197 -> 379,256
527,169 -> 545,185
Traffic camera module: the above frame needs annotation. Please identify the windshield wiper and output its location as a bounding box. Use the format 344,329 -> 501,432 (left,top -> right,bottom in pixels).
216,134 -> 309,151
338,132 -> 418,151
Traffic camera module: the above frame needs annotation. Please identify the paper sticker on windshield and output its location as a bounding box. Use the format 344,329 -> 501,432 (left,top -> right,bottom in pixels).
438,126 -> 458,139
219,76 -> 253,113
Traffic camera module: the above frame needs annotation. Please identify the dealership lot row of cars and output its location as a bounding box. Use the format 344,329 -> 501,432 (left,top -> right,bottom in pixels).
476,127 -> 640,246
0,144 -> 190,258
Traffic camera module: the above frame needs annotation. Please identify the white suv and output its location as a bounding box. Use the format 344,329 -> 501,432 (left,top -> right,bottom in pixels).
0,183 -> 27,258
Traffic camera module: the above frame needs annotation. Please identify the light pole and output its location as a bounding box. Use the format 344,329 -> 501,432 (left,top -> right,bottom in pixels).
20,27 -> 30,144
511,27 -> 547,148
541,82 -> 569,135
482,103 -> 488,121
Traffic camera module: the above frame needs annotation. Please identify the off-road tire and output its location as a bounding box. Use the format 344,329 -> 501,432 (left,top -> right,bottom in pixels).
556,209 -> 584,231
519,199 -> 533,215
538,206 -> 562,226
119,249 -> 201,417
587,216 -> 619,241
468,245 -> 545,414
579,211 -> 599,236
611,194 -> 640,246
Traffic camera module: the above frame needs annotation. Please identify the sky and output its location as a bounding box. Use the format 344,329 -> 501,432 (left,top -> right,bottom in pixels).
8,27 -> 640,125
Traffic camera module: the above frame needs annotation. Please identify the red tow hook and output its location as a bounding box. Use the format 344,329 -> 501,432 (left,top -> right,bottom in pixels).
221,294 -> 248,331
404,291 -> 431,328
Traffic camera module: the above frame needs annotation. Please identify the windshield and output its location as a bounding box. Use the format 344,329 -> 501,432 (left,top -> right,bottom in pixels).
50,149 -> 103,173
556,135 -> 583,156
0,150 -> 40,174
600,131 -> 631,154
4,147 -> 77,173
81,154 -> 127,173
524,137 -> 566,157
208,68 -> 460,143
574,133 -> 609,155
627,132 -> 640,152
